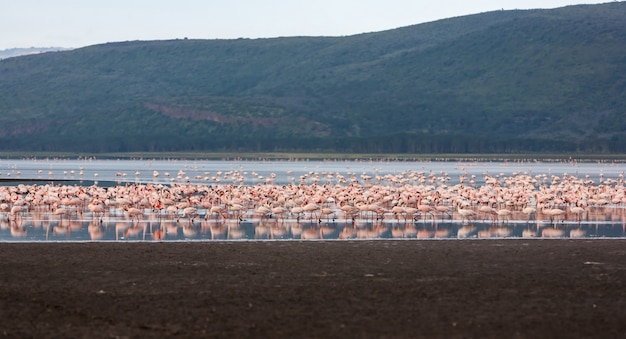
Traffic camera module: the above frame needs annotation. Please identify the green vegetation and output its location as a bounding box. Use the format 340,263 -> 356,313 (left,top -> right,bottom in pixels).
2,151 -> 626,162
0,3 -> 625,154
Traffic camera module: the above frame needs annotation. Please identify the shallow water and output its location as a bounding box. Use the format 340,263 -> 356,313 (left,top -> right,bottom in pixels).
3,203 -> 626,242
2,215 -> 625,242
1,158 -> 625,241
1,157 -> 624,186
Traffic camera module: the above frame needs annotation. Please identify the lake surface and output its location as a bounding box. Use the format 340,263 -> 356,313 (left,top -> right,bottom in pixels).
3,216 -> 625,242
1,157 -> 624,186
1,158 -> 625,241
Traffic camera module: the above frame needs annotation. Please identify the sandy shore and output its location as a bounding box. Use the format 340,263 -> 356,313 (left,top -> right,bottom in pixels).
1,240 -> 625,338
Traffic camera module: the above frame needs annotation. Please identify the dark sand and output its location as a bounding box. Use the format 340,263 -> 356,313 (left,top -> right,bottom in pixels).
1,240 -> 625,338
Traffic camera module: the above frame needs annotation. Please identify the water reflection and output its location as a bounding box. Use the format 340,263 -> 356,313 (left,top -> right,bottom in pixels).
2,213 -> 626,242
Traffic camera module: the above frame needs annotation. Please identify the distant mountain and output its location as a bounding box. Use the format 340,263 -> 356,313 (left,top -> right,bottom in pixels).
0,2 -> 625,154
0,47 -> 71,60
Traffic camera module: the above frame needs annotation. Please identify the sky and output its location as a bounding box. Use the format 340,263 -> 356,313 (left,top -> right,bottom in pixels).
0,0 -> 614,50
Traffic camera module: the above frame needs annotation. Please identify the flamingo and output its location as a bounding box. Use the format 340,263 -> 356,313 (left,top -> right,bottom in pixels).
209,205 -> 226,219
456,207 -> 476,224
542,208 -> 565,224
434,205 -> 453,221
228,204 -> 245,221
522,207 -> 536,223
417,204 -> 433,222
340,204 -> 359,223
125,207 -> 144,222
403,207 -> 418,221
270,206 -> 287,222
391,206 -> 405,222
570,206 -> 585,222
495,209 -> 512,224
255,205 -> 271,220
320,207 -> 336,222
53,207 -> 70,222
181,207 -> 199,221
87,201 -> 106,222
290,206 -> 304,221
478,205 -> 497,222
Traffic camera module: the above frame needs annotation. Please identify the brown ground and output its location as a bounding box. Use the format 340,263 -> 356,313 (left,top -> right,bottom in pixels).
0,240 -> 625,338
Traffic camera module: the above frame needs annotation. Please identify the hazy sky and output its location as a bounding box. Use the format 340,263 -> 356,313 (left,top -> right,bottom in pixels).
0,0 -> 613,49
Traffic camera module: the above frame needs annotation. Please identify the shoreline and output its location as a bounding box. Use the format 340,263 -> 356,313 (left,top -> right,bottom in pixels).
2,236 -> 626,243
2,151 -> 626,162
1,239 -> 625,337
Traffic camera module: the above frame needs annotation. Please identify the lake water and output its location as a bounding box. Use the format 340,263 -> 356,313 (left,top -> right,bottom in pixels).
1,157 -> 624,186
1,158 -> 625,242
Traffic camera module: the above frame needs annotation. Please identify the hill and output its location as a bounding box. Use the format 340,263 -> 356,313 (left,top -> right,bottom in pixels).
0,47 -> 71,60
0,2 -> 625,154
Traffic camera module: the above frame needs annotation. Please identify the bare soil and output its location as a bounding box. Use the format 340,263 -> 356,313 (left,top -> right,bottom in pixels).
1,240 -> 625,338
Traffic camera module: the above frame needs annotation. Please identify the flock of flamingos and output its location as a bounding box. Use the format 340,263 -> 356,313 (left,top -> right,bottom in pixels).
1,164 -> 626,240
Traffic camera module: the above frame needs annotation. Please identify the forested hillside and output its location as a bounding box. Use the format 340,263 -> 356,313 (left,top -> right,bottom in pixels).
0,2 -> 625,153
